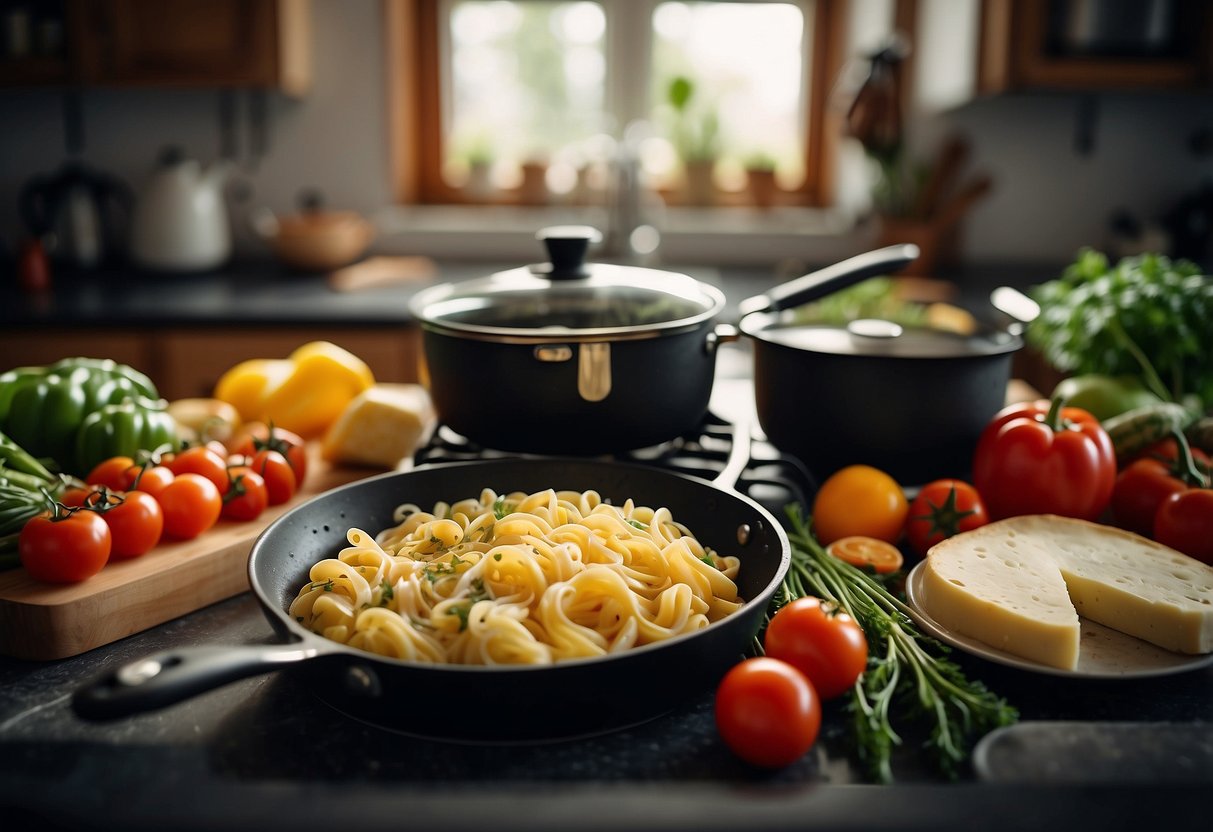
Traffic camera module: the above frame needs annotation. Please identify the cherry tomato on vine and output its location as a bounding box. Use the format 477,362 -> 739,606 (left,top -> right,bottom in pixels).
229,422 -> 308,485
59,486 -> 95,508
715,657 -> 822,768
246,448 -> 297,505
1154,489 -> 1213,565
158,473 -> 222,540
165,445 -> 230,494
811,465 -> 907,546
19,508 -> 111,583
222,466 -> 268,522
89,490 -> 164,559
763,596 -> 869,700
906,479 -> 989,558
86,456 -> 136,491
125,463 -> 175,499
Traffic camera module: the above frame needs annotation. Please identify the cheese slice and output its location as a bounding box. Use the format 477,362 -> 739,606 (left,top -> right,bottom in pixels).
321,383 -> 435,468
920,515 -> 1213,670
920,522 -> 1080,669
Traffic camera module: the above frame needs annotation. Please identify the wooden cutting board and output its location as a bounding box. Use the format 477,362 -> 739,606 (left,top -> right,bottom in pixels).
0,451 -> 381,662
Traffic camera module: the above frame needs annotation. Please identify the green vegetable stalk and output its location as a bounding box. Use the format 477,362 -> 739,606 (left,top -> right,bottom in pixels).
776,505 -> 1018,783
0,430 -> 68,568
1028,250 -> 1213,411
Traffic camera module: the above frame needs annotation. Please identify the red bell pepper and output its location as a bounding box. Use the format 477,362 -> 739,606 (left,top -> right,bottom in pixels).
972,396 -> 1117,522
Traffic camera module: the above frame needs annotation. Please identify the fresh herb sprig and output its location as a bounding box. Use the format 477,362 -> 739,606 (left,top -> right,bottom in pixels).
1027,250 -> 1213,409
779,504 -> 1017,783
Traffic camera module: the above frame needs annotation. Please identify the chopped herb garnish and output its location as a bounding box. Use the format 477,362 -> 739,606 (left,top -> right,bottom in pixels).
448,601 -> 472,631
493,497 -> 514,520
493,552 -> 503,561
627,519 -> 647,530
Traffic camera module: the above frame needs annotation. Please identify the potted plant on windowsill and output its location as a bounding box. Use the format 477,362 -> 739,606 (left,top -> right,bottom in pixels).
666,75 -> 720,206
744,152 -> 779,209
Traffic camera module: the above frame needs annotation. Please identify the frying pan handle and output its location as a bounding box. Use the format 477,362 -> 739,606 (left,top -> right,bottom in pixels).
738,243 -> 920,316
72,643 -> 321,721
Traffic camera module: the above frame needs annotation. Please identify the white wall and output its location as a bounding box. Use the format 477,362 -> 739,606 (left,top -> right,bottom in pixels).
0,0 -> 1209,267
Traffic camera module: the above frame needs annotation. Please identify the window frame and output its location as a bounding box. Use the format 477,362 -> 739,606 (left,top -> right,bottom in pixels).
388,0 -> 848,208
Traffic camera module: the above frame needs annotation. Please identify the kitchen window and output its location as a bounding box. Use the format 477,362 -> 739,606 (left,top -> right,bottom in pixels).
391,0 -> 846,211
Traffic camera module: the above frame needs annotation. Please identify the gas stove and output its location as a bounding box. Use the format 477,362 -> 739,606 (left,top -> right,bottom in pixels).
412,411 -> 819,521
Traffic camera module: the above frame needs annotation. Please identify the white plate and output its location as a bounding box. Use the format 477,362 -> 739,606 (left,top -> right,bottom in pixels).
903,561 -> 1213,679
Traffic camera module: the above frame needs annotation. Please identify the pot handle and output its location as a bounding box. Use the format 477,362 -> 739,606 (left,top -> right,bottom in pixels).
72,642 -> 324,721
738,243 -> 920,316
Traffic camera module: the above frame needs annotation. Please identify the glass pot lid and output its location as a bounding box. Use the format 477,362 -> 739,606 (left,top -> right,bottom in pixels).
741,314 -> 1022,358
408,226 -> 725,341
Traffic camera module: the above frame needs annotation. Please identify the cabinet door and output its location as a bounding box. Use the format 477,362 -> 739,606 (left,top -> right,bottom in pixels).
77,0 -> 310,93
0,331 -> 154,378
980,0 -> 1212,92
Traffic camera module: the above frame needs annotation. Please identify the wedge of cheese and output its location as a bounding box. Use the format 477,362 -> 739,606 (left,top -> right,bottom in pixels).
919,515 -> 1213,670
321,383 -> 435,469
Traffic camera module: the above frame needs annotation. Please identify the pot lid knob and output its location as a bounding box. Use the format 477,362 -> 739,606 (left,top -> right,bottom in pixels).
536,225 -> 602,279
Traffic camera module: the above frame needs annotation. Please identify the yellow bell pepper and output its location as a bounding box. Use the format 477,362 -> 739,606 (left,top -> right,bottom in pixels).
213,342 -> 374,439
213,359 -> 294,423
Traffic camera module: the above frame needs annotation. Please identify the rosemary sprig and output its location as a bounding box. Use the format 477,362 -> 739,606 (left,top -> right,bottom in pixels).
780,503 -> 1017,783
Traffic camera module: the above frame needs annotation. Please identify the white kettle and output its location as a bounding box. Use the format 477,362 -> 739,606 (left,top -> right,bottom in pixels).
130,147 -> 232,271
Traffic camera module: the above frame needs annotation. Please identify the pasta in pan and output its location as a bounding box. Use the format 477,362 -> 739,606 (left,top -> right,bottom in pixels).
288,488 -> 743,665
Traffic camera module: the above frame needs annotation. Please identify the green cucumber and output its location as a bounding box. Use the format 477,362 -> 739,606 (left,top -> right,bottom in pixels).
1185,416 -> 1213,456
1102,403 -> 1194,463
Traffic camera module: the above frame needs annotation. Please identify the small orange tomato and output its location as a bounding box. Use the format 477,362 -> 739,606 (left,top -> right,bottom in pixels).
826,536 -> 904,575
811,465 -> 908,546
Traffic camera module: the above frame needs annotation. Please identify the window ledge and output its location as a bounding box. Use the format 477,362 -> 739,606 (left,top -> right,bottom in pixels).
370,203 -> 867,266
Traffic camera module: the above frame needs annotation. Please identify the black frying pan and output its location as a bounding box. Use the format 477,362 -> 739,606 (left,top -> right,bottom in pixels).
73,435 -> 790,743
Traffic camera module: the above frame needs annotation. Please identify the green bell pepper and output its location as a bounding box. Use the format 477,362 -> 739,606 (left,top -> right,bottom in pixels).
1051,374 -> 1162,421
0,357 -> 165,474
75,398 -> 180,476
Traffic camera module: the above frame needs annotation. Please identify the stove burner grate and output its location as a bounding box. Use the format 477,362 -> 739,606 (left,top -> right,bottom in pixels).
412,413 -> 818,520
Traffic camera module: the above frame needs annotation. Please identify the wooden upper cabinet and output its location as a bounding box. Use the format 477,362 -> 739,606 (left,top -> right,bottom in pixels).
0,0 -> 311,93
977,0 -> 1212,93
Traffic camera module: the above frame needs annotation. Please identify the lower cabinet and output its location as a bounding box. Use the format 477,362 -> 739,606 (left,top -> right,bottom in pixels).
0,326 -> 421,400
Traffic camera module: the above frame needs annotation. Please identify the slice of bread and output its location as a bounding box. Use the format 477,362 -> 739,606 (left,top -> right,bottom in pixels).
919,515 -> 1213,670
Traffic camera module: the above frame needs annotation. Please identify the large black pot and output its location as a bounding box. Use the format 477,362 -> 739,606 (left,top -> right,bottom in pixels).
73,447 -> 789,743
410,226 -> 727,454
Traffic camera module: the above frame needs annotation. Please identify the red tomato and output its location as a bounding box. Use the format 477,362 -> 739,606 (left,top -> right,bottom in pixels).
165,445 -> 230,494
763,596 -> 868,700
19,509 -> 111,583
91,490 -> 164,559
1154,489 -> 1213,565
59,486 -> 94,508
222,466 -> 269,522
906,479 -> 990,557
86,456 -> 136,490
715,657 -> 822,768
1111,459 -> 1194,537
1131,438 -> 1212,474
229,422 -> 308,485
126,463 -> 175,499
972,398 -> 1116,521
158,473 -> 222,540
248,448 -> 297,505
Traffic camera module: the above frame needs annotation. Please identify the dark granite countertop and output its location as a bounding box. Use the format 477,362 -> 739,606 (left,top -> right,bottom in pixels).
1,586 -> 1209,832
2,256 -> 1061,330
